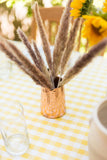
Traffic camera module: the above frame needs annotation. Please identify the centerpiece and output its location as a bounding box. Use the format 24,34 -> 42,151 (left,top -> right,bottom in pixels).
0,0 -> 107,118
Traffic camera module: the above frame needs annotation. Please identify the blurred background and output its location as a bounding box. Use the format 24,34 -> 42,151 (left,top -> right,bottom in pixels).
0,0 -> 106,55
0,0 -> 104,40
0,0 -> 66,41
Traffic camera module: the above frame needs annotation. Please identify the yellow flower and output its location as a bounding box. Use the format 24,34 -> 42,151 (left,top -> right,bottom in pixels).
70,0 -> 92,19
103,0 -> 107,13
82,15 -> 107,46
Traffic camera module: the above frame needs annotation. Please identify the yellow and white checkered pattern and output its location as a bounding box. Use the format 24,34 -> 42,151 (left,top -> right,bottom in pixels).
0,51 -> 107,160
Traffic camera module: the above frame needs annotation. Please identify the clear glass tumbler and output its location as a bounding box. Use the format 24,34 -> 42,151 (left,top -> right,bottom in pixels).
0,101 -> 29,156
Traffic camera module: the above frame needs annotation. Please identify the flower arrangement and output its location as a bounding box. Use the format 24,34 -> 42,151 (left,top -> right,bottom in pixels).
70,0 -> 107,47
0,0 -> 107,118
0,0 -> 107,90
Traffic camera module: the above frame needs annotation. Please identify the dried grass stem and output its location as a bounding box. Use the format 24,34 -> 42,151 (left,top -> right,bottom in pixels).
59,38 -> 107,86
53,0 -> 73,76
60,18 -> 81,75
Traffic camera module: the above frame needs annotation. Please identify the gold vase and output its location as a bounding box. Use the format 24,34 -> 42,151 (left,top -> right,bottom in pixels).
40,86 -> 66,119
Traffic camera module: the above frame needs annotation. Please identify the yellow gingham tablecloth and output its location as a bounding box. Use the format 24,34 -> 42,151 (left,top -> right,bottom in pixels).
0,52 -> 107,160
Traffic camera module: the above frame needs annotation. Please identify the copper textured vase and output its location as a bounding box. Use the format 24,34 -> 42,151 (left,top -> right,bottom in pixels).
40,86 -> 66,119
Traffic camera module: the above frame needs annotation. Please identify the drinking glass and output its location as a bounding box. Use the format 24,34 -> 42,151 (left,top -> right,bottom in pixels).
0,101 -> 29,156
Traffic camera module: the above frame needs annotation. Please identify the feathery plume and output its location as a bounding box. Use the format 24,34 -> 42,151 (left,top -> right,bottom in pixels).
17,28 -> 40,70
59,38 -> 107,87
0,40 -> 44,86
60,18 -> 81,75
7,40 -> 53,89
53,0 -> 73,76
34,3 -> 53,73
32,41 -> 49,77
0,38 -> 53,89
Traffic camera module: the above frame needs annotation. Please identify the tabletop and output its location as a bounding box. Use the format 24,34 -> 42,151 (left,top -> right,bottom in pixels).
0,44 -> 107,160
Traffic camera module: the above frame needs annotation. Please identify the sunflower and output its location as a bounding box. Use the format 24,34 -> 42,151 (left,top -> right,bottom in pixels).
82,15 -> 107,46
70,0 -> 93,19
103,0 -> 107,13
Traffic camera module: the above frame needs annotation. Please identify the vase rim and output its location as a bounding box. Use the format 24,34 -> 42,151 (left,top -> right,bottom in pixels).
94,98 -> 107,135
42,85 -> 64,91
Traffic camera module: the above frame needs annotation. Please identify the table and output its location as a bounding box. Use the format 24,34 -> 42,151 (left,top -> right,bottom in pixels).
0,44 -> 107,160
